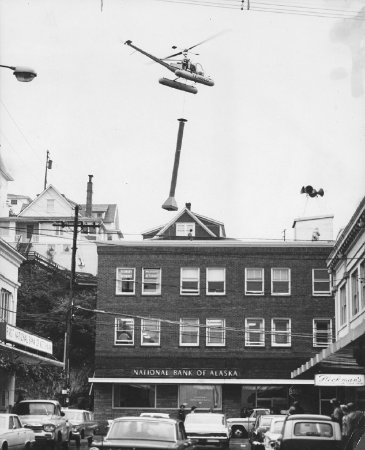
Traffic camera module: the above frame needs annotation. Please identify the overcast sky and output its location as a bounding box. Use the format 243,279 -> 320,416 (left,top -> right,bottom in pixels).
1,0 -> 364,240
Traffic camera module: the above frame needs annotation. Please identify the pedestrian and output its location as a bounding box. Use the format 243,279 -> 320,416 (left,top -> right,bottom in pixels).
330,398 -> 344,427
288,400 -> 304,415
344,403 -> 365,450
342,405 -> 350,446
191,405 -> 197,413
177,404 -> 186,422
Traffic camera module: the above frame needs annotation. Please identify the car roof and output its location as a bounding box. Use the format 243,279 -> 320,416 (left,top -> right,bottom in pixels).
19,400 -> 59,405
62,409 -> 90,413
113,416 -> 178,424
187,413 -> 225,417
286,414 -> 332,421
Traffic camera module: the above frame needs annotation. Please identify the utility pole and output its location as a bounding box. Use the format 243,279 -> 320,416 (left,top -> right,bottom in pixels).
53,205 -> 100,405
44,150 -> 53,190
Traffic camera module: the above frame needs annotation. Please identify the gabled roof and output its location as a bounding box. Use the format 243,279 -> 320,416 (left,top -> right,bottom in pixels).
79,203 -> 118,223
18,185 -> 76,217
142,207 -> 225,239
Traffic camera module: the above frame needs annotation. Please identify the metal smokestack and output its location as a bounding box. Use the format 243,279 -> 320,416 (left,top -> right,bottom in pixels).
162,118 -> 187,211
86,175 -> 93,217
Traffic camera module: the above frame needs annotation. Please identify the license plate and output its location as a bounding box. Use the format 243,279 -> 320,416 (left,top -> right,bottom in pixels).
207,440 -> 219,443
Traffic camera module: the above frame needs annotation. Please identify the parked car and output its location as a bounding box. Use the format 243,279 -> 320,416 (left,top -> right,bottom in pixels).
13,400 -> 70,449
184,413 -> 230,449
250,415 -> 284,450
61,409 -> 98,446
89,416 -> 195,450
0,414 -> 35,450
277,414 -> 342,450
227,409 -> 271,438
262,417 -> 285,450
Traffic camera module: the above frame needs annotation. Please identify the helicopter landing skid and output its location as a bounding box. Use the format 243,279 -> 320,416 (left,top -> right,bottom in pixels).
159,77 -> 198,94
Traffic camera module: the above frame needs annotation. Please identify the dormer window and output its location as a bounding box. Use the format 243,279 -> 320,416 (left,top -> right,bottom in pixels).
176,222 -> 195,237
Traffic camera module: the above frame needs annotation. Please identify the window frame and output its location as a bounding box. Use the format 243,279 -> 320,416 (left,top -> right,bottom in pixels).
206,268 -> 226,296
115,318 -> 135,346
339,282 -> 347,327
312,269 -> 331,296
271,268 -> 291,295
141,318 -> 161,346
271,318 -> 291,347
206,319 -> 226,347
142,268 -> 162,295
0,289 -> 11,323
116,268 -> 136,295
245,268 -> 264,295
179,318 -> 200,347
350,268 -> 360,317
245,318 -> 265,347
313,318 -> 332,348
176,222 -> 196,237
180,267 -> 200,295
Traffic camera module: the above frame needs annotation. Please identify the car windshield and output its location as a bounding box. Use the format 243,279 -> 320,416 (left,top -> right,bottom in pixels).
0,417 -> 8,430
185,414 -> 224,425
63,411 -> 83,421
13,403 -> 55,416
294,422 -> 333,437
108,420 -> 175,442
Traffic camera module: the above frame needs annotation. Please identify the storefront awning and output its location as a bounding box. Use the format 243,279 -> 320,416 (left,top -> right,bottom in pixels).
291,320 -> 365,379
0,342 -> 63,367
89,377 -> 314,385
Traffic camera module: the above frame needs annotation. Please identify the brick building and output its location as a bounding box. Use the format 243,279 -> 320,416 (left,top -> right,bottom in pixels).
90,205 -> 335,419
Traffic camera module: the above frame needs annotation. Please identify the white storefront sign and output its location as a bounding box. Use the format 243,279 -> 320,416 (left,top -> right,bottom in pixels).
5,324 -> 53,355
315,374 -> 365,386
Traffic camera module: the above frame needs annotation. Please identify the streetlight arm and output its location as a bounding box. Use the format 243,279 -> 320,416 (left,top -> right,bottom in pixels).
0,64 -> 16,70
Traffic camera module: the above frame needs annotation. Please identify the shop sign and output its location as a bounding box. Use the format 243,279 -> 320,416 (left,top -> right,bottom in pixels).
315,374 -> 365,387
131,368 -> 240,378
0,323 -> 53,355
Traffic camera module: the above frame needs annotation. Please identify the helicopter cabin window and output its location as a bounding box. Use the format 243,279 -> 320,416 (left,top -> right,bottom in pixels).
176,223 -> 195,237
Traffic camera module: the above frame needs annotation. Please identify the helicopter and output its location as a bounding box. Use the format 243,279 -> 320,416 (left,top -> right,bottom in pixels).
124,35 -> 219,94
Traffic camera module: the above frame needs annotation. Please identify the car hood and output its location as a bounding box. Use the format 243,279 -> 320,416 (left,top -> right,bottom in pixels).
93,438 -> 178,449
18,415 -> 61,425
265,432 -> 282,440
185,423 -> 228,434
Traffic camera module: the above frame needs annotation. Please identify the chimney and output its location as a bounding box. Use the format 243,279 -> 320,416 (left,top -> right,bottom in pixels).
185,203 -> 191,210
86,175 -> 93,217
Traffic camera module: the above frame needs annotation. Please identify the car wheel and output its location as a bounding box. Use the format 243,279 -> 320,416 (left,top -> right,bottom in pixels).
75,436 -> 81,448
24,443 -> 32,450
2,442 -> 8,450
87,437 -> 93,447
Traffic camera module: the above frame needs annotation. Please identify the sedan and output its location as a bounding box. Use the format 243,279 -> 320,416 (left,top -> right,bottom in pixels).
62,409 -> 98,446
90,416 -> 196,450
262,417 -> 285,449
0,414 -> 35,450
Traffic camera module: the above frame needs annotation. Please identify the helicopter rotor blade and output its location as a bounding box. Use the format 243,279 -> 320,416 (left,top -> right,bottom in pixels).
186,30 -> 229,51
162,50 -> 184,60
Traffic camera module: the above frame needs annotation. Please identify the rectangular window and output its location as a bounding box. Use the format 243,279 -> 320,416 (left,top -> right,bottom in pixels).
142,268 -> 161,295
206,319 -> 226,346
115,318 -> 134,345
141,319 -> 160,346
54,225 -> 63,236
271,318 -> 291,347
245,318 -> 265,347
180,319 -> 199,346
46,199 -> 55,212
351,269 -> 359,316
312,269 -> 331,295
339,284 -> 347,326
0,289 -> 11,322
116,268 -> 135,295
179,385 -> 222,409
271,268 -> 291,295
206,268 -> 226,295
176,223 -> 195,237
245,268 -> 264,295
180,268 -> 200,295
113,384 -> 156,408
361,261 -> 365,311
313,319 -> 332,347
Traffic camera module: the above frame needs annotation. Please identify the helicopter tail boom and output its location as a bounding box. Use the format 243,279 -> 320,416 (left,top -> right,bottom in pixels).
174,69 -> 214,86
124,40 -> 175,73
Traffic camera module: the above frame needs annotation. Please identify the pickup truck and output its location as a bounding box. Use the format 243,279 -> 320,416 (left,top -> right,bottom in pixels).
227,408 -> 270,438
13,400 -> 70,449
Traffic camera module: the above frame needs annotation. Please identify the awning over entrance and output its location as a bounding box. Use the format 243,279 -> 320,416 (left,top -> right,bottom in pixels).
291,320 -> 365,379
89,377 -> 314,385
0,342 -> 63,367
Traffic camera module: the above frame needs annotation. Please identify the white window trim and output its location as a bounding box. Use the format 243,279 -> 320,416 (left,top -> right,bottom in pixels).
350,268 -> 360,318
206,267 -> 226,296
176,222 -> 196,237
116,268 -> 136,296
179,318 -> 200,347
313,318 -> 332,348
245,268 -> 264,295
338,281 -> 348,329
245,318 -> 265,347
180,267 -> 200,295
312,269 -> 331,296
115,318 -> 134,346
141,319 -> 161,346
271,318 -> 291,347
271,268 -> 291,295
142,268 -> 162,295
206,319 -> 226,347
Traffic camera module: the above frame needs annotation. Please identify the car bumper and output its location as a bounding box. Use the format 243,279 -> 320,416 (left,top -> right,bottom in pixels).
187,437 -> 229,448
33,431 -> 57,442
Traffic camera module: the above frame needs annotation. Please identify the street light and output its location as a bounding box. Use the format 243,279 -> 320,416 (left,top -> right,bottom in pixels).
0,64 -> 37,82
